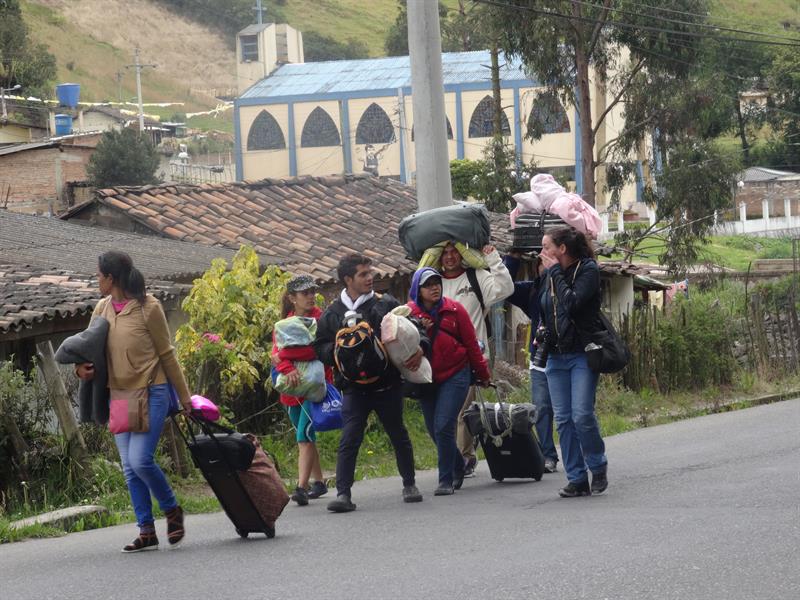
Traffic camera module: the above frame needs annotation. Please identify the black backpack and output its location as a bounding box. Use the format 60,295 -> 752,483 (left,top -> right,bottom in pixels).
334,320 -> 390,385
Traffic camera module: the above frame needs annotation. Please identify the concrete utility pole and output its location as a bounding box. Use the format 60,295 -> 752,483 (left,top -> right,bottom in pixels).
408,0 -> 452,211
126,48 -> 156,133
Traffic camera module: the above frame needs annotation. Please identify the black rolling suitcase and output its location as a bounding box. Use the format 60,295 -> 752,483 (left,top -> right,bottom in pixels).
175,415 -> 287,539
463,390 -> 545,482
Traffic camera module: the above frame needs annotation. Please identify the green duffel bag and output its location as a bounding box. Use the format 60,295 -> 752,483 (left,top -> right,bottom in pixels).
398,203 -> 491,261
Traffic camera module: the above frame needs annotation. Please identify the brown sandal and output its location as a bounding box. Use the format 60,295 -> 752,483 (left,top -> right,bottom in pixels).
122,532 -> 159,553
165,506 -> 185,546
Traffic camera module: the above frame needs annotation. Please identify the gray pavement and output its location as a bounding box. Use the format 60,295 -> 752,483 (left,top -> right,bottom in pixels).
1,399 -> 799,600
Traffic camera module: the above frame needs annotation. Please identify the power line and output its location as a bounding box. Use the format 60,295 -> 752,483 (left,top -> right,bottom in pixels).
567,0 -> 800,44
473,0 -> 800,47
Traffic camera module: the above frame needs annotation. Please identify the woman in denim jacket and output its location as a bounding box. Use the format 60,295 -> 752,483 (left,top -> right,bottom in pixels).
538,227 -> 608,498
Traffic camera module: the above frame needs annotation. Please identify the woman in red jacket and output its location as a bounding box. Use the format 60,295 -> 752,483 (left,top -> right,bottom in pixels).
407,267 -> 491,496
271,275 -> 331,506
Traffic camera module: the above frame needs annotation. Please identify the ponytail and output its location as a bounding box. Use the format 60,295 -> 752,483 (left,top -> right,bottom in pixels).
544,226 -> 595,260
98,251 -> 146,302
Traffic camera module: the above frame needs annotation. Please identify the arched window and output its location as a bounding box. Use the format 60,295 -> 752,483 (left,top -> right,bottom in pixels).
411,118 -> 454,141
301,106 -> 341,148
468,95 -> 510,138
528,93 -> 570,135
355,103 -> 395,144
247,110 -> 286,151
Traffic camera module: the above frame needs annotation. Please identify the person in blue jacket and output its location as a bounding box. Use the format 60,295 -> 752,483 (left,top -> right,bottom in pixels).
503,252 -> 559,474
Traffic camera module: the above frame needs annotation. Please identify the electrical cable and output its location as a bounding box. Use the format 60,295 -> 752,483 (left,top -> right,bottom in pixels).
472,0 -> 800,47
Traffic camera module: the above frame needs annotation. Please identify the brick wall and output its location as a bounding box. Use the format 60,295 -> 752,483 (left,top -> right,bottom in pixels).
0,145 -> 95,214
737,180 -> 800,217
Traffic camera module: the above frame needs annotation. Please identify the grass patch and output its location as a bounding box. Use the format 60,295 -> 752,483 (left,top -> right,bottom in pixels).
612,234 -> 795,271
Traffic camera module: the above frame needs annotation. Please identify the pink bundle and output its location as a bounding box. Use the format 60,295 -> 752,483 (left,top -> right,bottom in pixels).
510,174 -> 602,239
190,394 -> 221,421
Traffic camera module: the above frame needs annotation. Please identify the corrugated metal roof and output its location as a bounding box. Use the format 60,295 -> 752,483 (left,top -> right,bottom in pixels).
240,50 -> 534,99
741,166 -> 800,183
0,141 -> 58,156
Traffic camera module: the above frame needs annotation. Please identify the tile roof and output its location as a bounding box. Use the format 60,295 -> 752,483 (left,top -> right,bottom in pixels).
240,50 -> 535,99
79,175 -> 512,283
0,264 -> 186,337
1,209 -> 280,281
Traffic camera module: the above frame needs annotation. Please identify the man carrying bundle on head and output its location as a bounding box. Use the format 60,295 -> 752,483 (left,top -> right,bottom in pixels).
438,242 -> 514,477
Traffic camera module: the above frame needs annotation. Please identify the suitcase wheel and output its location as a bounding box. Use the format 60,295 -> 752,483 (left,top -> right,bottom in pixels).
236,528 -> 249,539
494,477 -> 504,482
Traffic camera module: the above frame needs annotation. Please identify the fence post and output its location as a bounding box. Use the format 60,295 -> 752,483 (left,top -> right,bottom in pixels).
762,199 -> 770,230
601,212 -> 609,235
739,201 -> 747,224
35,340 -> 91,478
784,197 -> 791,220
617,210 -> 624,233
648,206 -> 656,226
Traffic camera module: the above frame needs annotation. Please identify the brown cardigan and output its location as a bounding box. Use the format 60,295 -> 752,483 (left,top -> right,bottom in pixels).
92,295 -> 192,409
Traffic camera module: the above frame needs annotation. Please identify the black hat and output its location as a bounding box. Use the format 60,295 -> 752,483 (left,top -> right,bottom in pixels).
287,275 -> 318,293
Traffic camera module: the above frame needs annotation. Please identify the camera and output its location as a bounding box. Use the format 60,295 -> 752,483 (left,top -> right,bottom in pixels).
532,325 -> 550,369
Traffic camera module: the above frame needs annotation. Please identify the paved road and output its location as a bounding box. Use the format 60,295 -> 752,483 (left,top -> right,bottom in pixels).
2,400 -> 799,600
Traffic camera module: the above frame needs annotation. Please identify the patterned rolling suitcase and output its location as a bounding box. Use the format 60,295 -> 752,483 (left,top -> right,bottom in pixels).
176,415 -> 289,538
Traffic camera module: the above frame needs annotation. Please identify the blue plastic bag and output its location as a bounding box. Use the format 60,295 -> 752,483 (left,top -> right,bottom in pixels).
306,384 -> 343,432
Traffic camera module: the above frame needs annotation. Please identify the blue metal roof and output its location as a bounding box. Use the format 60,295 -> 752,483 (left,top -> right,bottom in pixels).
240,50 -> 535,100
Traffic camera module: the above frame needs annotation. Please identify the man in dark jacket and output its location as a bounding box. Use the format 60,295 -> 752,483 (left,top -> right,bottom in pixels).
314,253 -> 424,512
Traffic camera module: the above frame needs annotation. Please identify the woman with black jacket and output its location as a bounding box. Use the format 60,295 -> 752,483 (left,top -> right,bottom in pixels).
538,226 -> 608,498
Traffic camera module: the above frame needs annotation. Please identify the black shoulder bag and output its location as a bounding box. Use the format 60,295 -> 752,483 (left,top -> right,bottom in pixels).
550,262 -> 631,374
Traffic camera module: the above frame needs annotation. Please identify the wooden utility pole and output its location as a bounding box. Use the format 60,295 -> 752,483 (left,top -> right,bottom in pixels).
35,341 -> 90,477
490,43 -> 503,173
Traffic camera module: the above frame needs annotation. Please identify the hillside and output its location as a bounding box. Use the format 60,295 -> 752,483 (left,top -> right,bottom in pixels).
20,0 -> 800,113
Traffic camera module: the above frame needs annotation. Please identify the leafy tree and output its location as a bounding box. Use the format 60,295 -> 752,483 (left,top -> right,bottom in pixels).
304,31 -> 370,62
86,129 -> 160,187
0,0 -> 57,98
175,246 -> 291,426
449,143 -> 535,211
488,0 -> 708,206
766,48 -> 800,170
151,0 -> 285,45
385,0 -> 450,56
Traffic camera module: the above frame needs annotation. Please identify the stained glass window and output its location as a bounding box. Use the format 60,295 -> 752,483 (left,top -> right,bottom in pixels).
355,103 -> 396,144
528,93 -> 570,135
300,106 -> 341,148
468,95 -> 510,138
246,110 -> 286,151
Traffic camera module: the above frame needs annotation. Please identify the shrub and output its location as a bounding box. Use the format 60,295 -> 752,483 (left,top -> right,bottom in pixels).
175,246 -> 291,430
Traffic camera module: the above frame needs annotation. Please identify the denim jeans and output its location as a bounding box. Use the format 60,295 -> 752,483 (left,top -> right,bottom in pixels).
114,383 -> 178,527
419,366 -> 471,486
336,385 -> 416,496
530,368 -> 558,463
545,353 -> 607,484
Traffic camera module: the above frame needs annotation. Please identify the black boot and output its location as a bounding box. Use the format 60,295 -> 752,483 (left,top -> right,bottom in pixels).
558,479 -> 591,498
591,466 -> 608,495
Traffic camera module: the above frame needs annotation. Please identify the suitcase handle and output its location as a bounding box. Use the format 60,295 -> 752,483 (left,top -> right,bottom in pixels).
474,386 -> 513,447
